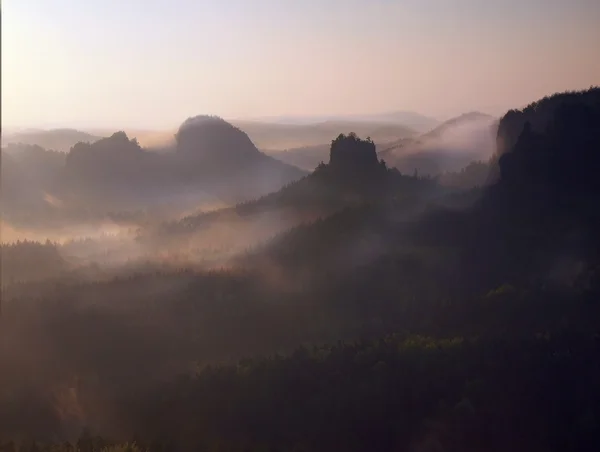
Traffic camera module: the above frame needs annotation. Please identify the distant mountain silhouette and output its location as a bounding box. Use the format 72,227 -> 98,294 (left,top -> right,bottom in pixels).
420,112 -> 495,140
235,88 -> 600,299
232,120 -> 416,150
62,119 -> 305,208
3,118 -> 306,225
1,128 -> 102,152
257,119 -> 430,172
243,111 -> 439,132
496,89 -> 600,199
5,90 -> 600,450
157,133 -> 438,251
1,144 -> 66,222
488,87 -> 600,183
160,89 -> 600,279
172,116 -> 306,200
412,87 -> 600,292
268,143 -> 332,171
348,111 -> 440,132
270,135 -> 404,171
328,133 -> 379,174
379,112 -> 498,176
176,116 -> 263,162
63,132 -> 163,209
81,117 -> 421,154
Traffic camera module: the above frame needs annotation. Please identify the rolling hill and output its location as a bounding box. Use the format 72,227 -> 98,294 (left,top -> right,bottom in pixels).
242,110 -> 439,132
270,112 -> 498,173
1,128 -> 102,152
231,119 -> 417,151
378,112 -> 498,175
149,133 -> 441,264
2,117 -> 307,229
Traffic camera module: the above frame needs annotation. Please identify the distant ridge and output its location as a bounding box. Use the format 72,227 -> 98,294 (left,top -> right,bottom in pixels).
2,117 -> 307,226
231,119 -> 416,151
379,112 -> 498,175
1,128 -> 102,152
240,110 -> 439,132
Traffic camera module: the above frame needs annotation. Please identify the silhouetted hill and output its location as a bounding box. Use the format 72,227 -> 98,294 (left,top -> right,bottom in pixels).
172,115 -> 306,200
266,137 -> 401,171
2,143 -> 66,171
81,117 -> 421,154
245,110 -> 439,132
1,144 -> 66,222
379,112 -> 498,176
218,89 -> 600,296
487,86 -> 600,182
268,143 -> 331,170
239,89 -> 600,298
176,116 -> 262,162
86,128 -> 175,149
169,133 -> 438,227
421,112 -> 495,140
495,87 -> 600,157
153,133 -> 439,262
412,88 -> 600,293
233,119 -> 416,150
355,110 -> 440,132
1,128 -> 102,152
260,119 -> 439,172
62,132 -> 167,209
3,119 -> 306,227
253,133 -> 438,208
4,90 -> 600,449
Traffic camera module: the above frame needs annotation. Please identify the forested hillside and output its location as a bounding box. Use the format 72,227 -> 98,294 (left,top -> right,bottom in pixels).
2,89 -> 600,452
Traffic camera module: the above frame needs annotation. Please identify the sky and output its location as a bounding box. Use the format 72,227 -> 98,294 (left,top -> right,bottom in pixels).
2,0 -> 600,129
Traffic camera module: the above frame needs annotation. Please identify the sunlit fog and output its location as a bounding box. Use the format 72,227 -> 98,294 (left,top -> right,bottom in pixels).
2,1 -> 600,451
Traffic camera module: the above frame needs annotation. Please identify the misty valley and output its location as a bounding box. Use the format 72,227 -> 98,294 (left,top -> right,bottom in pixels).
2,88 -> 600,452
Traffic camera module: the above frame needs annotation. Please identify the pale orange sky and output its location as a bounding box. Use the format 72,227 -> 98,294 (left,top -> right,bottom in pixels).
2,0 -> 600,129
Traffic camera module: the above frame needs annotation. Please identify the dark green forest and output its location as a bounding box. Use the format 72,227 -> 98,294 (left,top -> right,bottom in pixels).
1,88 -> 600,451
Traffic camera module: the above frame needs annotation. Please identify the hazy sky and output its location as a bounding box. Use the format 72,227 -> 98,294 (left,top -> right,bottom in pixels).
3,0 -> 599,129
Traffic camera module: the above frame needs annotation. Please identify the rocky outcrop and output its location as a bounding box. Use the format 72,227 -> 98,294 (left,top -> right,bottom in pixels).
329,133 -> 379,172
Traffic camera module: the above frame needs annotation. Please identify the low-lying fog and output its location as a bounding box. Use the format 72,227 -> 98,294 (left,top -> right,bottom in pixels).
0,113 -> 497,441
